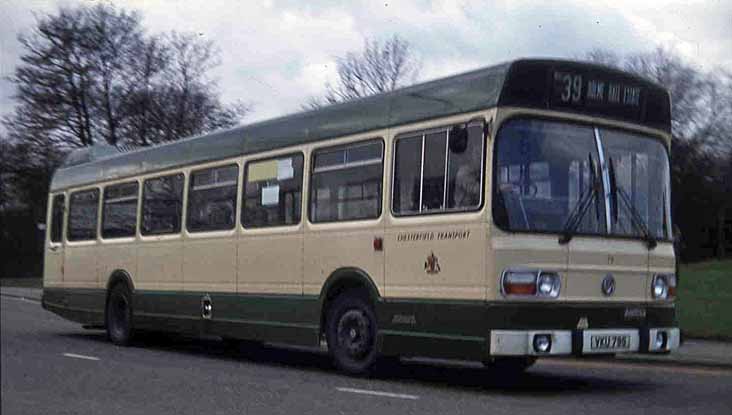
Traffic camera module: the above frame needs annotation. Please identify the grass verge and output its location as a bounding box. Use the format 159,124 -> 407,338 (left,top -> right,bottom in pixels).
677,260 -> 732,340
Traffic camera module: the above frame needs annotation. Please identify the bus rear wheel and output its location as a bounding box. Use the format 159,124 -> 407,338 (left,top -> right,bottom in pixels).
326,291 -> 378,375
106,284 -> 133,346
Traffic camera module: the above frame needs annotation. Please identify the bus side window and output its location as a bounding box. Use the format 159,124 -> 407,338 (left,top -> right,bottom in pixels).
50,194 -> 65,243
187,164 -> 238,232
67,189 -> 100,241
242,154 -> 303,228
102,181 -> 139,238
309,140 -> 383,223
141,174 -> 185,235
393,122 -> 484,215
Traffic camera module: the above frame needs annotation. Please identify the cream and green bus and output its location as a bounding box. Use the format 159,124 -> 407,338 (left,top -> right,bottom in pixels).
42,59 -> 679,374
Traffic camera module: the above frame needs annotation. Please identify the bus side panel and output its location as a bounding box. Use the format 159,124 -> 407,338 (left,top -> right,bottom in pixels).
98,241 -> 137,290
136,238 -> 184,291
63,242 -> 100,289
303,226 -> 385,297
237,229 -> 303,295
383,220 -> 486,300
184,234 -> 237,293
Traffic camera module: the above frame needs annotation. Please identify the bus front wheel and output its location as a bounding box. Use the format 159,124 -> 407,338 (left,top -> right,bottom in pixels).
106,283 -> 134,346
325,291 -> 378,375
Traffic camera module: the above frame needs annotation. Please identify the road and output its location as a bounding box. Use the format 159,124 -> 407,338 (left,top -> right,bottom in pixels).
2,295 -> 732,415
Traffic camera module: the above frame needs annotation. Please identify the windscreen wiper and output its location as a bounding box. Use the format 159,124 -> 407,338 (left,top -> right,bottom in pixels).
559,153 -> 601,245
608,157 -> 657,250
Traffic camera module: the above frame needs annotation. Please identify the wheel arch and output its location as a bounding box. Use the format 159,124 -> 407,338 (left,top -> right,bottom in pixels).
105,269 -> 135,299
318,267 -> 382,333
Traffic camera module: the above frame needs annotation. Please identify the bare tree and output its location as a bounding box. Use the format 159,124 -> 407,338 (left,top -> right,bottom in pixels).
86,4 -> 143,146
5,3 -> 250,149
584,48 -> 732,261
307,34 -> 420,108
8,7 -> 96,148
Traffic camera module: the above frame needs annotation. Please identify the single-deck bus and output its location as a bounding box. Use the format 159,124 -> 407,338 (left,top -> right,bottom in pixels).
42,59 -> 679,374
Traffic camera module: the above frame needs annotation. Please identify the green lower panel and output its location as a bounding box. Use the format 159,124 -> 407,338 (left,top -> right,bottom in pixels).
42,286 -> 678,363
133,290 -> 321,347
42,288 -> 106,325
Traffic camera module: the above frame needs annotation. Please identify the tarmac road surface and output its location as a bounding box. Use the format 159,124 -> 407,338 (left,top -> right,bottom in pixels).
2,295 -> 732,415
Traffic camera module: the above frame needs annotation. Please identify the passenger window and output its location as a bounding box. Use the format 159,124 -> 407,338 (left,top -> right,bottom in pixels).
310,140 -> 383,222
141,174 -> 184,235
187,164 -> 238,232
50,194 -> 65,243
67,189 -> 100,241
393,122 -> 484,215
243,154 -> 303,228
102,182 -> 139,238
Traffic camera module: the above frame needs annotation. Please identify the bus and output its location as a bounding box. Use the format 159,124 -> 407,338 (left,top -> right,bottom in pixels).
42,59 -> 679,374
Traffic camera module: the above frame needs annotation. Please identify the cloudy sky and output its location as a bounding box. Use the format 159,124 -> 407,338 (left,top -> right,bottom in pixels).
1,0 -> 730,125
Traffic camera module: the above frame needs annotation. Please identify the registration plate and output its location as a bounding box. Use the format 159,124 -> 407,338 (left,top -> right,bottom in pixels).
582,329 -> 638,354
590,334 -> 631,351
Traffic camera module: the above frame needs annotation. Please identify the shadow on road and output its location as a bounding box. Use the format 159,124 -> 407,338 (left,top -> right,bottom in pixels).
59,330 -> 654,396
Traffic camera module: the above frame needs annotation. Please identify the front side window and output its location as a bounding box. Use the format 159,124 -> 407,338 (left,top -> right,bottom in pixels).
243,154 -> 303,228
68,189 -> 99,241
310,140 -> 383,222
187,164 -> 238,232
50,194 -> 65,243
102,182 -> 139,238
393,122 -> 484,215
142,173 -> 184,235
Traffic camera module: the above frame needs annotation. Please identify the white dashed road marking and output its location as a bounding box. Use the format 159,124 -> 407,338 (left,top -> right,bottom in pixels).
63,353 -> 100,361
336,387 -> 419,400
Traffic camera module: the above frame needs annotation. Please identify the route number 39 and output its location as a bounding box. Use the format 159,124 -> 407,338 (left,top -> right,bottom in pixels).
560,73 -> 583,103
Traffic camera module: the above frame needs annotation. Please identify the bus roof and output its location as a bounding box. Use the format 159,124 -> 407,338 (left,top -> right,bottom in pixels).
51,59 -> 670,192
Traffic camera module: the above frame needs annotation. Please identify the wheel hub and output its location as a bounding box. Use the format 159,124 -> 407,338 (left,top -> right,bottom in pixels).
337,309 -> 372,358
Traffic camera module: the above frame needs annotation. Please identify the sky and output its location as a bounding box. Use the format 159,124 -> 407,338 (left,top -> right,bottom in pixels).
0,0 -> 730,126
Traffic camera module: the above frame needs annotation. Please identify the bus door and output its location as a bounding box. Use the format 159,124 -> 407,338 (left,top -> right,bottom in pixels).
385,123 -> 487,301
44,193 -> 66,286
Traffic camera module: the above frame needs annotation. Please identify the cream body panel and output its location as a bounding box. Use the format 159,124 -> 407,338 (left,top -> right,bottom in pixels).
63,241 -> 100,288
136,237 -> 184,291
566,237 -> 649,302
384,217 -> 486,300
184,231 -> 237,293
237,227 -> 303,295
44,247 -> 64,288
490,232 -> 568,300
97,239 -> 137,288
303,221 -> 385,296
649,242 -> 675,275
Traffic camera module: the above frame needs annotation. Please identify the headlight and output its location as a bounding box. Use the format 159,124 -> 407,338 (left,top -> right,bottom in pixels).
652,274 -> 675,299
502,269 -> 561,298
537,272 -> 561,298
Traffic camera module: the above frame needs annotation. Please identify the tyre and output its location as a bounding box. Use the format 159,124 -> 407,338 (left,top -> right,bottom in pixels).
106,283 -> 134,346
325,291 -> 378,375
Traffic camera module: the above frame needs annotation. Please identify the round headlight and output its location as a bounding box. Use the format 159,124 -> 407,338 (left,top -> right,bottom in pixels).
653,275 -> 668,299
537,273 -> 561,298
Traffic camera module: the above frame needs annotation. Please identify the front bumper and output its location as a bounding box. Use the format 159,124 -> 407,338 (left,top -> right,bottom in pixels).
490,327 -> 680,356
